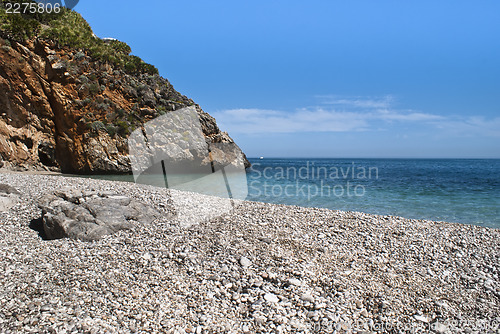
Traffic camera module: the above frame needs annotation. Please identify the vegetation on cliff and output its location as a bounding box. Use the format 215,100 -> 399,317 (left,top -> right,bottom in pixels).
0,0 -> 196,140
0,0 -> 157,75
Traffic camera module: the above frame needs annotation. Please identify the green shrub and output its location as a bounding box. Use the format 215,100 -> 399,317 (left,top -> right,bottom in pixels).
0,7 -> 41,41
157,105 -> 167,115
87,82 -> 100,95
90,121 -> 106,132
78,75 -> 89,84
108,40 -> 131,55
74,51 -> 85,60
96,102 -> 108,111
115,120 -> 131,137
105,124 -> 117,136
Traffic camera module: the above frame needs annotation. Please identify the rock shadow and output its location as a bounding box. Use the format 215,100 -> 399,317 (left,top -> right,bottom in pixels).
29,217 -> 48,240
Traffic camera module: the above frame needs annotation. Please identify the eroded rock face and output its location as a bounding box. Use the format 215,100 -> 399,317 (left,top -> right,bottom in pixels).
0,36 -> 249,173
38,187 -> 162,241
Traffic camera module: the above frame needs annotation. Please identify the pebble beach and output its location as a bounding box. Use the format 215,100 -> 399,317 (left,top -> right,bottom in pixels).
0,172 -> 499,333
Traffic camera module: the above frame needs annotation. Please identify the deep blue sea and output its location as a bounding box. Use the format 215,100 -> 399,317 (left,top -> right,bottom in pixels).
245,158 -> 500,228
81,158 -> 500,228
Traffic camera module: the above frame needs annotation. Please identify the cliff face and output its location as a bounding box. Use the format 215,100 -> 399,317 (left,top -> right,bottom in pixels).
0,36 -> 249,173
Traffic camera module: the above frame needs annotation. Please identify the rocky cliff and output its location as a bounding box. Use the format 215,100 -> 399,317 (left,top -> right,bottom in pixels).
0,6 -> 249,173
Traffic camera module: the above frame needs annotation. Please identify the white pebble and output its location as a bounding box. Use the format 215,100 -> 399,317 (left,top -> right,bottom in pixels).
264,293 -> 279,303
239,256 -> 252,268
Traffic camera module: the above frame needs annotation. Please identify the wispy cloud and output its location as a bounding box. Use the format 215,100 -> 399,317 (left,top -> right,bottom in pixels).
430,116 -> 500,137
315,95 -> 395,109
376,109 -> 445,122
215,108 -> 370,133
212,96 -> 450,134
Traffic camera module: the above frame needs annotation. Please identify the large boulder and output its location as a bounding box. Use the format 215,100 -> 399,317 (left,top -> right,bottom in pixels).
38,187 -> 162,241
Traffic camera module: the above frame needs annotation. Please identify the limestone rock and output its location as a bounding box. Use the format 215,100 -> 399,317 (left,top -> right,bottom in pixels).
38,187 -> 162,241
0,184 -> 20,212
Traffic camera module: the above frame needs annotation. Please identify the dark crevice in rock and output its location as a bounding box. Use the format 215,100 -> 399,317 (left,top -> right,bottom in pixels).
37,142 -> 57,166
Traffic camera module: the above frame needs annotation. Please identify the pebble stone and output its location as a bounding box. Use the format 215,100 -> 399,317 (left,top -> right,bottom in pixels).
263,293 -> 279,303
300,293 -> 315,303
287,278 -> 301,286
239,256 -> 252,269
0,172 -> 498,333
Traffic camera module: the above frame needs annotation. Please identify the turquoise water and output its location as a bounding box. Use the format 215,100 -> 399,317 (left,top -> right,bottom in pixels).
79,158 -> 500,228
246,158 -> 500,228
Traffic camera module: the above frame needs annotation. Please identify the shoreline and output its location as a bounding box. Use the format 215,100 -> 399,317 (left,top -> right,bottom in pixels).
2,167 -> 497,230
0,172 -> 499,333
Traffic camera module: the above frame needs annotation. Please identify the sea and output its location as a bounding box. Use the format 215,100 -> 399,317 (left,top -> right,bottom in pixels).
245,158 -> 500,229
81,158 -> 500,229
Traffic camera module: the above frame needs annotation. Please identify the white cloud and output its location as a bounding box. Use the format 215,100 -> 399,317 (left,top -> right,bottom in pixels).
212,108 -> 369,134
212,96 -> 447,134
212,96 -> 500,138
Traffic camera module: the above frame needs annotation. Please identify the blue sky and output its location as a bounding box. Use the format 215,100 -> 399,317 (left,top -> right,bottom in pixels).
75,1 -> 500,158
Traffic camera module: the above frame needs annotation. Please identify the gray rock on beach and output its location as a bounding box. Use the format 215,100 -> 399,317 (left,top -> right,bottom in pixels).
38,187 -> 162,241
0,184 -> 20,212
